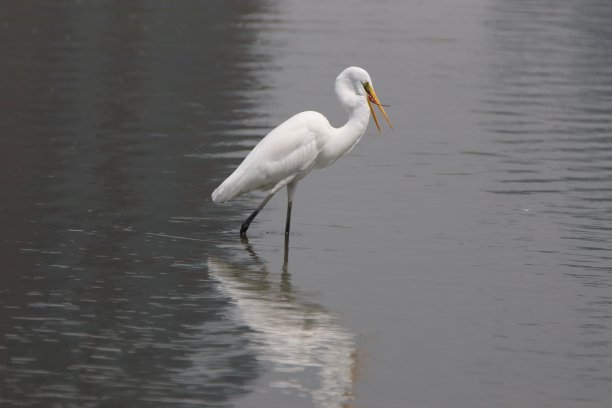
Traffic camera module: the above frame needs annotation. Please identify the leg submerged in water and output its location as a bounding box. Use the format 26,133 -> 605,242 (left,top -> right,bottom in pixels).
239,181 -> 298,236
240,194 -> 273,236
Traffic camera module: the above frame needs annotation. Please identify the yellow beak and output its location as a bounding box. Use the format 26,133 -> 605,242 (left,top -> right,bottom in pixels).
364,82 -> 393,133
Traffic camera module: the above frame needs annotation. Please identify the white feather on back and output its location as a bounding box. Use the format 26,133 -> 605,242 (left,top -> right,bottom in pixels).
211,111 -> 332,203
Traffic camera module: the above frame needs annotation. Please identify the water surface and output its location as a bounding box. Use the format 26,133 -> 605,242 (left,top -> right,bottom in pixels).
1,1 -> 611,407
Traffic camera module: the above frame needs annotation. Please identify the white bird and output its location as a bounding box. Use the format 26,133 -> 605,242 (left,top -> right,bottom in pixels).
211,66 -> 392,236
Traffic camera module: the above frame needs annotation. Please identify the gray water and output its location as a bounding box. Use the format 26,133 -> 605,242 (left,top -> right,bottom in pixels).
1,1 -> 611,407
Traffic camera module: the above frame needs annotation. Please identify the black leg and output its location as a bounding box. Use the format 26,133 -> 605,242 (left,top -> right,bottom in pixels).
240,209 -> 260,236
285,182 -> 297,236
284,200 -> 293,236
240,194 -> 273,236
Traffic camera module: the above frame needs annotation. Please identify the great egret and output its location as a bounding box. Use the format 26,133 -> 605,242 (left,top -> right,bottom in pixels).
211,66 -> 392,236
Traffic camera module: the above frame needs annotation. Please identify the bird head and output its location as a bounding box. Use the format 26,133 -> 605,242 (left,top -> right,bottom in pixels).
336,66 -> 393,133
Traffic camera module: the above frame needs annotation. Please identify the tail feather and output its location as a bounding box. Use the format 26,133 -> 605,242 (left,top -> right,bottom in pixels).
211,169 -> 248,203
211,179 -> 234,204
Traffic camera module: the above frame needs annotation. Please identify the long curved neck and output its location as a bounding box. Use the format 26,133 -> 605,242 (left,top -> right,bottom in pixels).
325,78 -> 370,160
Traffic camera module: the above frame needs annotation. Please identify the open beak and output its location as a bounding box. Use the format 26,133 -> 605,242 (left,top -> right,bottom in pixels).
364,82 -> 393,133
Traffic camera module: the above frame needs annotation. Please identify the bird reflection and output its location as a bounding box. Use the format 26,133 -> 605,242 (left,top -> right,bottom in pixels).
208,237 -> 357,408
241,234 -> 291,290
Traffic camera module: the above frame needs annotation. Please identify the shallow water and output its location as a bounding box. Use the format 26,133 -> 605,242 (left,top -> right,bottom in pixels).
1,1 -> 611,407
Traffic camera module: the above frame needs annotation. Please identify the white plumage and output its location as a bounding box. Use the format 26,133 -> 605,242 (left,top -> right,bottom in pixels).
212,66 -> 392,236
